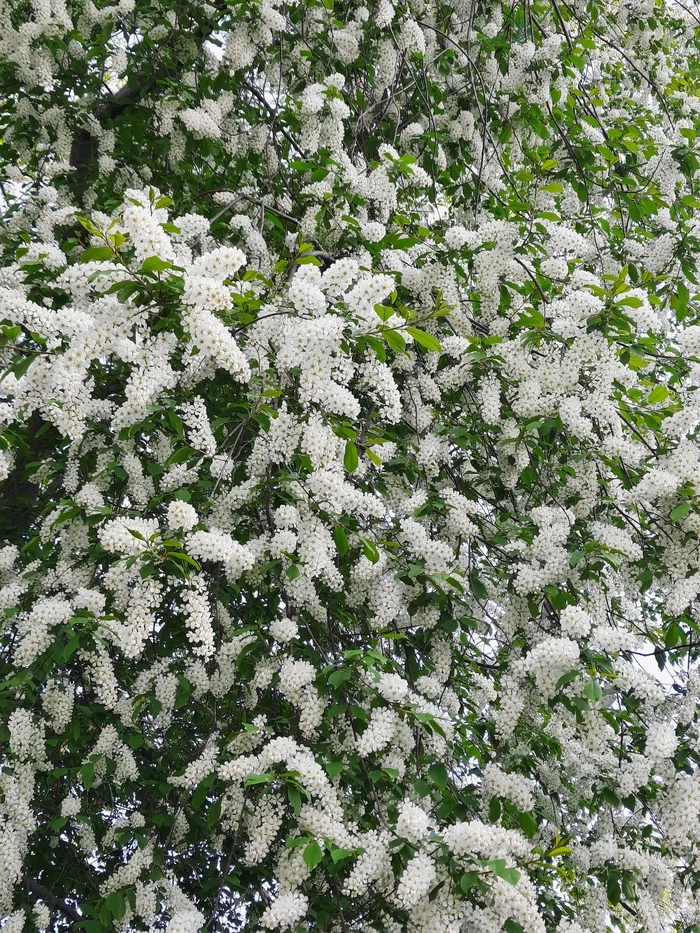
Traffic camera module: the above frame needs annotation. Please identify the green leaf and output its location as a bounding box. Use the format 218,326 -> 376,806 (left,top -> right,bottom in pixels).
80,245 -> 114,263
584,679 -> 603,702
330,847 -> 352,863
547,845 -> 572,857
670,502 -> 692,522
362,540 -> 380,563
648,385 -> 669,404
344,440 -> 359,473
81,762 -> 96,789
374,303 -> 394,322
285,836 -> 311,849
486,859 -> 520,885
471,574 -> 489,602
329,668 -> 351,689
77,216 -> 103,236
288,785 -> 302,815
428,762 -> 448,790
556,668 -> 580,691
460,871 -> 479,894
665,621 -> 683,649
63,633 -> 81,660
333,525 -> 349,555
324,761 -> 344,779
106,891 -> 126,921
303,840 -> 324,869
207,798 -> 222,827
191,773 -> 216,808
165,446 -> 196,467
383,328 -> 406,353
518,812 -> 538,838
244,773 -> 275,786
141,256 -> 175,274
607,873 -> 621,907
361,334 -> 387,361
405,326 -> 441,352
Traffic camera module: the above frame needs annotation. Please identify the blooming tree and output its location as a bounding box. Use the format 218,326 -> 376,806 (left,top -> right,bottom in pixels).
4,0 -> 700,930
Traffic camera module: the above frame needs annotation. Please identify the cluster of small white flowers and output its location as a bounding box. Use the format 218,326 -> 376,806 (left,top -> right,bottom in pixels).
660,768 -> 700,850
443,820 -> 531,860
165,908 -> 207,933
248,404 -> 302,476
113,577 -> 162,658
170,736 -> 219,790
100,841 -> 153,896
343,830 -> 393,897
276,315 -> 360,419
167,498 -> 199,532
590,521 -> 643,563
616,754 -> 653,797
396,799 -> 432,842
559,605 -> 592,639
260,891 -> 309,930
277,657 -> 326,737
181,576 -> 216,658
13,596 -> 73,666
89,724 -> 139,785
98,517 -> 159,556
278,657 -> 316,699
41,679 -> 74,731
645,720 -> 679,761
118,190 -> 175,265
61,795 -> 81,817
269,616 -> 298,643
356,707 -> 398,756
399,517 -> 455,574
1,910 -> 26,933
360,357 -> 403,423
483,763 -> 535,812
187,529 -> 255,579
522,638 -> 580,699
514,507 -> 574,595
33,902 -> 51,930
8,708 -> 45,763
0,822 -> 23,914
244,792 -> 285,865
182,300 -> 250,381
376,672 -> 410,704
75,481 -> 105,511
183,397 -> 217,457
395,852 -> 437,909
82,644 -> 119,710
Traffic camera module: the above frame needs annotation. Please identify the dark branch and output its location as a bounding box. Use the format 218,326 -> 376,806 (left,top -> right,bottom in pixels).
23,874 -> 82,922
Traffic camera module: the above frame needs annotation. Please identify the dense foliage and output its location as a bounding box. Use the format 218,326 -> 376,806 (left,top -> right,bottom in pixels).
4,0 -> 700,930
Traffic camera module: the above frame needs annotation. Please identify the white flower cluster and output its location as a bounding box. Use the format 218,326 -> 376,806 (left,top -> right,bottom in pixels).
395,851 -> 437,909
260,891 -> 308,930
181,576 -> 216,658
187,529 -> 256,579
483,763 -> 535,812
